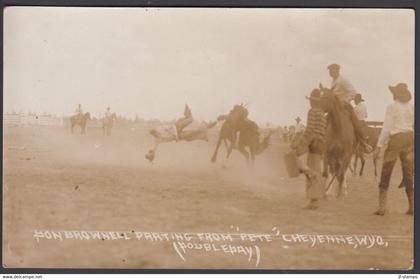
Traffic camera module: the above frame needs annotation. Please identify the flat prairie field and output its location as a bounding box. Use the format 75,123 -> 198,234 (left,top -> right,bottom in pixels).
3,124 -> 413,269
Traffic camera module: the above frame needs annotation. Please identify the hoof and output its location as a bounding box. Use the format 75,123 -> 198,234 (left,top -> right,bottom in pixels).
303,204 -> 318,210
145,150 -> 155,162
374,210 -> 386,216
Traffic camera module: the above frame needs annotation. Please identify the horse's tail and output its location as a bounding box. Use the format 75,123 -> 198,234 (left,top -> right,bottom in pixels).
217,114 -> 228,122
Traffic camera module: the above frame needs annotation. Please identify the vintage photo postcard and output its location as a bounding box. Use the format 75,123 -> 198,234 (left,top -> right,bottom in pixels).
3,7 -> 414,269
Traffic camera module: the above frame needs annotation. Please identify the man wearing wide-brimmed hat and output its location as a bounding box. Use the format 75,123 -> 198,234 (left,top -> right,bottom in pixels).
290,88 -> 327,210
374,83 -> 414,216
293,116 -> 305,142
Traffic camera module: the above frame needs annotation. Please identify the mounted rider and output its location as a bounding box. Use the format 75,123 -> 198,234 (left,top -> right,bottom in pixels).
320,64 -> 372,153
75,104 -> 83,116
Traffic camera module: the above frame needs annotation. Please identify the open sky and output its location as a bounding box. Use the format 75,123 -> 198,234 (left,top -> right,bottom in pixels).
4,8 -> 414,126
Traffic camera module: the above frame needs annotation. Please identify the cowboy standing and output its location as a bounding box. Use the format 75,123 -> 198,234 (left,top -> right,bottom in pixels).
295,116 -> 305,133
291,89 -> 327,209
292,116 -> 305,142
321,64 -> 372,152
374,83 -> 414,216
353,93 -> 369,143
105,106 -> 112,118
75,104 -> 83,115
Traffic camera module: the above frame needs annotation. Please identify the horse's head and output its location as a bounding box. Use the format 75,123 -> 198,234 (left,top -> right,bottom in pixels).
227,104 -> 249,128
319,85 -> 342,113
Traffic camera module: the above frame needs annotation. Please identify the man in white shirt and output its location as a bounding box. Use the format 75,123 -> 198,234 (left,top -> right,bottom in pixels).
374,83 -> 414,216
295,116 -> 305,133
105,106 -> 112,118
329,64 -> 357,103
353,94 -> 368,121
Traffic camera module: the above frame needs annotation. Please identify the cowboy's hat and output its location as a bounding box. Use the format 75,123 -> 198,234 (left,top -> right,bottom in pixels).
305,88 -> 322,100
389,83 -> 412,103
327,63 -> 340,71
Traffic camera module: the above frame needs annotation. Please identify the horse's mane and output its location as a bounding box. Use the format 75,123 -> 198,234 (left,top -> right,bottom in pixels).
324,91 -> 343,133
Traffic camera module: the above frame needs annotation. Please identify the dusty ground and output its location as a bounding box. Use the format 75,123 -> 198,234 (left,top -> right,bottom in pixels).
3,124 -> 413,270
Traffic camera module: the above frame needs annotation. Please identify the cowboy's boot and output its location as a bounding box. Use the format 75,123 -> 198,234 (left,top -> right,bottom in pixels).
296,155 -> 316,179
304,199 -> 319,210
406,190 -> 414,216
374,189 -> 387,216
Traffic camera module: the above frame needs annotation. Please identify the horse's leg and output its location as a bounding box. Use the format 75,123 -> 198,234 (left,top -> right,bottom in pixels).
359,153 -> 366,176
223,139 -> 229,150
322,155 -> 329,178
71,123 -> 74,134
250,145 -> 256,169
336,168 -> 345,198
238,144 -> 250,166
211,136 -> 223,163
352,152 -> 358,177
338,154 -> 353,198
373,149 -> 378,179
226,140 -> 234,159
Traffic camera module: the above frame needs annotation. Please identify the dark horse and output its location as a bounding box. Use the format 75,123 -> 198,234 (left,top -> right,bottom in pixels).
320,88 -> 355,197
102,113 -> 117,136
70,112 -> 91,135
211,104 -> 274,167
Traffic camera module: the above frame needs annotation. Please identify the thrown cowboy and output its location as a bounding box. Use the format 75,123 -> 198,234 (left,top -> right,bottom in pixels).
374,83 -> 414,216
147,104 -> 216,162
320,64 -> 372,152
290,89 -> 327,210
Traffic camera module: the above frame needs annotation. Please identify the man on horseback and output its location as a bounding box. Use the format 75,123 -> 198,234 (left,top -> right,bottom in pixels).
75,104 -> 83,116
290,89 -> 327,209
321,64 -> 372,153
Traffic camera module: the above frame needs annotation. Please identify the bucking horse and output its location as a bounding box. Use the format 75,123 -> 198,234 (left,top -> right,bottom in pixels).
211,104 -> 274,168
